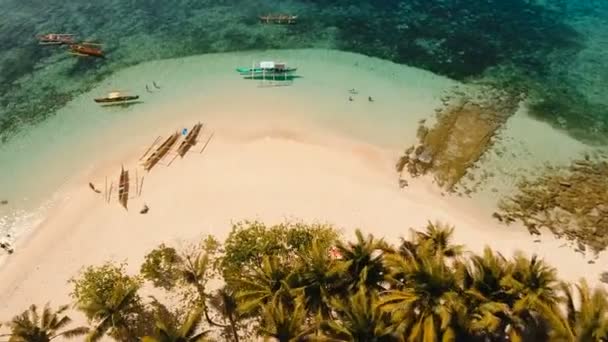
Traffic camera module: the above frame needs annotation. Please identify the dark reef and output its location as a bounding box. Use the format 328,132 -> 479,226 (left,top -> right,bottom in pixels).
0,0 -> 606,144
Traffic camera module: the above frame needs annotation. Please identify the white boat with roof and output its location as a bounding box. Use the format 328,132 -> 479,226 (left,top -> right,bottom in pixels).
236,61 -> 297,76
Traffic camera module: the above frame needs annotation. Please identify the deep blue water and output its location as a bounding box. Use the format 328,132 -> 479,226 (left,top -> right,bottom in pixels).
0,0 -> 606,144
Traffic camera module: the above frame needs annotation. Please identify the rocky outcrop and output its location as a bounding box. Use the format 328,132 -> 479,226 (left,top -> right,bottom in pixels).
496,155 -> 608,253
398,86 -> 521,191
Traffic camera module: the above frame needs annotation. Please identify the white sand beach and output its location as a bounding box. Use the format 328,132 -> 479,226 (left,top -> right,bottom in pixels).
0,49 -> 605,329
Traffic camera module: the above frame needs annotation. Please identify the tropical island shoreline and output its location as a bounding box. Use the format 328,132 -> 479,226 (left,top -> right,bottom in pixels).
0,49 -> 606,339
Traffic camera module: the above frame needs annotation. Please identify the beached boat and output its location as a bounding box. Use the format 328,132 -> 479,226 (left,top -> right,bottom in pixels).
118,167 -> 129,209
143,132 -> 180,171
37,33 -> 75,45
177,122 -> 203,157
69,42 -> 105,58
259,14 -> 297,24
94,91 -> 139,104
236,61 -> 297,80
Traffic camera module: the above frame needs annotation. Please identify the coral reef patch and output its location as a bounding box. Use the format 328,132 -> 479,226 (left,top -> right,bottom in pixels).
397,86 -> 521,191
495,154 -> 608,253
0,0 -> 606,145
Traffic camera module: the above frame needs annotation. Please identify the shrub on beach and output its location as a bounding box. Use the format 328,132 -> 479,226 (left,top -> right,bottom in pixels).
2,220 -> 608,341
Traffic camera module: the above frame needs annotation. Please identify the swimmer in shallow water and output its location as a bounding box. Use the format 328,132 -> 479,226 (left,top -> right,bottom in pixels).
368,96 -> 373,102
348,96 -> 353,101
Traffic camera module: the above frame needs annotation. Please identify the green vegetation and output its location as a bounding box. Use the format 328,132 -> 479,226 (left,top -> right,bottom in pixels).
0,304 -> 88,341
2,220 -> 608,341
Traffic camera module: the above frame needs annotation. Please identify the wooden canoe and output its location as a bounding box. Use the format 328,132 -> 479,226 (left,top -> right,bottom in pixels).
259,14 -> 297,24
177,122 -> 203,157
118,167 -> 129,209
144,132 -> 180,171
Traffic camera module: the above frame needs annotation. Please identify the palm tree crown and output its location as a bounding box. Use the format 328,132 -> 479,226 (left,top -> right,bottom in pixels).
6,304 -> 88,342
142,308 -> 210,342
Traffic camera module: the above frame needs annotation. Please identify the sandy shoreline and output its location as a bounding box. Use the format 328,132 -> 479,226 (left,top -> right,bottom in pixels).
1,119 -> 606,322
0,49 -> 605,330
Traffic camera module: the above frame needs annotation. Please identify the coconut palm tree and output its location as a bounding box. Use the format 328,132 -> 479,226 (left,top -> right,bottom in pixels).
232,255 -> 293,315
550,280 -> 608,341
458,247 -> 517,340
5,303 -> 88,342
334,230 -> 388,293
180,251 -> 225,330
414,221 -> 464,259
379,251 -> 465,341
292,239 -> 346,319
320,285 -> 395,342
500,252 -> 562,341
141,307 -> 210,342
181,251 -> 211,303
258,294 -> 313,342
208,286 -> 241,342
80,284 -> 140,342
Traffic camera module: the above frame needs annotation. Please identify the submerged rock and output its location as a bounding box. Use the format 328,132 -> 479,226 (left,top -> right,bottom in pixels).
417,148 -> 433,164
397,86 -> 519,191
497,157 -> 608,253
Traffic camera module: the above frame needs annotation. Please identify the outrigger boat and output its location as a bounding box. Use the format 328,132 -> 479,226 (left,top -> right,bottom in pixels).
94,91 -> 139,104
143,132 -> 180,171
236,61 -> 297,80
177,122 -> 203,157
37,33 -> 75,45
259,14 -> 297,24
118,166 -> 129,210
69,42 -> 105,58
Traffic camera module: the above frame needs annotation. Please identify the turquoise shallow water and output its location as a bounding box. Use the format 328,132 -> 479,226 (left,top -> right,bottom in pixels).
0,49 -> 454,241
0,0 -> 607,143
0,0 -> 607,246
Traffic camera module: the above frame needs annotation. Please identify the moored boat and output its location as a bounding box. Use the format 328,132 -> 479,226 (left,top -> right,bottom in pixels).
37,33 -> 75,45
236,61 -> 297,76
259,14 -> 297,24
94,91 -> 139,104
69,43 -> 105,58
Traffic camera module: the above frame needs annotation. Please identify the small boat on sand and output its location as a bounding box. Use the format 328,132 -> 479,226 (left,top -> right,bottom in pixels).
69,42 -> 105,58
118,167 -> 129,210
144,132 -> 180,171
38,33 -> 76,45
259,14 -> 297,24
94,91 -> 139,104
177,122 -> 203,157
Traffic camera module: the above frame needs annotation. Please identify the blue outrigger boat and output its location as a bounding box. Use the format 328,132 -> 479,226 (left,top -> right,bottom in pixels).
236,61 -> 298,80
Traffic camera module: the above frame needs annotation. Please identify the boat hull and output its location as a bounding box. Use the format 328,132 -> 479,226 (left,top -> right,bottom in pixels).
70,46 -> 105,58
38,34 -> 75,45
94,95 -> 139,103
237,67 -> 297,76
259,15 -> 297,24
242,75 -> 299,81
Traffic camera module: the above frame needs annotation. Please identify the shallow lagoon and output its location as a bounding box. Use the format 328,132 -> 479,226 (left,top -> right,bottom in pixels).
0,0 -> 607,144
